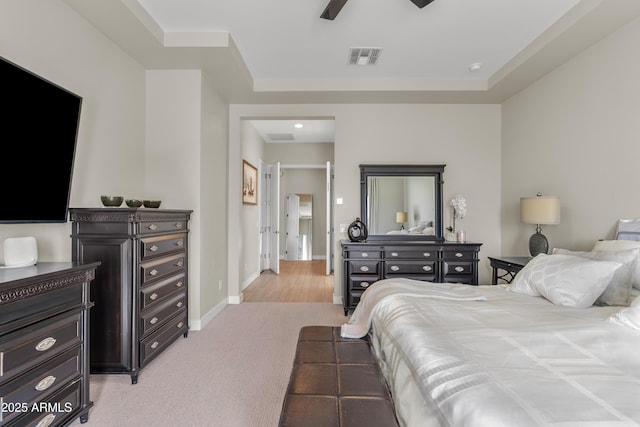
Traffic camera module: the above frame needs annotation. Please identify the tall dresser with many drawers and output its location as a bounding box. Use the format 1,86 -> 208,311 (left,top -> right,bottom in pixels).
69,208 -> 192,384
0,262 -> 99,427
341,240 -> 482,315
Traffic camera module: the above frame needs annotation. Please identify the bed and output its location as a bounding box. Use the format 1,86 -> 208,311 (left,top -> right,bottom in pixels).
342,242 -> 640,427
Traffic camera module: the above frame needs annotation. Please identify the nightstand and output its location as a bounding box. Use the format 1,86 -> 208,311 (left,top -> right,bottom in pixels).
488,256 -> 532,285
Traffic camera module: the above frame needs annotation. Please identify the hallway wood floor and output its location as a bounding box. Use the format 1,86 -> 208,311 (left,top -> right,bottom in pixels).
242,260 -> 334,302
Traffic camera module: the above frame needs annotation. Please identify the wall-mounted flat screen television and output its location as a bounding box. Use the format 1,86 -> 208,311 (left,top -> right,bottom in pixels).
0,56 -> 82,223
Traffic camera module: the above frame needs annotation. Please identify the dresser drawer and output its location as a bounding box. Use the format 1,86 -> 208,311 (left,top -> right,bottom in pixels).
140,220 -> 188,235
140,274 -> 186,310
385,260 -> 437,276
442,262 -> 475,284
9,378 -> 82,427
140,254 -> 186,285
140,293 -> 186,338
140,313 -> 188,368
140,234 -> 186,261
0,311 -> 81,383
0,347 -> 81,425
384,248 -> 436,260
344,249 -> 381,260
349,277 -> 378,291
348,260 -> 379,275
441,250 -> 476,262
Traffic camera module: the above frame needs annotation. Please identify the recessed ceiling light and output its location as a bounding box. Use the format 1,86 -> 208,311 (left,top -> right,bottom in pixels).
294,123 -> 303,128
469,62 -> 482,72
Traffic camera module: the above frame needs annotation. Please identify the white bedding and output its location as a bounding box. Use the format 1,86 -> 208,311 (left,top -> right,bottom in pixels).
343,279 -> 640,427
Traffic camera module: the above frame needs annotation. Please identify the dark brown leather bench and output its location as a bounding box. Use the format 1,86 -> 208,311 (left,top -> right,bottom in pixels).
278,326 -> 400,427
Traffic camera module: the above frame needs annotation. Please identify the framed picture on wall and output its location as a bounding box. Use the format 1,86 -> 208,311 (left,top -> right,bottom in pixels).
242,160 -> 258,205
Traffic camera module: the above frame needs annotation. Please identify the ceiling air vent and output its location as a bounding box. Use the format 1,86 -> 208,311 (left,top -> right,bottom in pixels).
266,133 -> 295,141
348,48 -> 382,66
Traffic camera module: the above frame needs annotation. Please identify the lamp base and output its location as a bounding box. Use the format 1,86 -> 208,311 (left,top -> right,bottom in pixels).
529,232 -> 549,257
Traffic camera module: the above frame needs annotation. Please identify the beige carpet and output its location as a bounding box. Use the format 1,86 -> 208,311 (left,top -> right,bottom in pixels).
69,302 -> 346,427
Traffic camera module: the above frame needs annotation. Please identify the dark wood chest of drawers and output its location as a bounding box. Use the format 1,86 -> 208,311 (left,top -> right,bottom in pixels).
0,262 -> 99,426
69,208 -> 192,384
341,240 -> 482,315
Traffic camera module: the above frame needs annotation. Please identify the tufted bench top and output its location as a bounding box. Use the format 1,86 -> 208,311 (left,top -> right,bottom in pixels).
278,326 -> 399,427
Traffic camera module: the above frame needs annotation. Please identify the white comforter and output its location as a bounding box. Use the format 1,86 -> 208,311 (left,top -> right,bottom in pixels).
342,279 -> 640,427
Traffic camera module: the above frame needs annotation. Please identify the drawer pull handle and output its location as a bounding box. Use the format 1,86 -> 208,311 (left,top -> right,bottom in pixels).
150,317 -> 159,325
177,322 -> 185,328
150,341 -> 159,349
391,252 -> 398,257
35,375 -> 56,392
150,293 -> 159,301
422,266 -> 432,272
175,222 -> 183,229
176,239 -> 184,247
175,260 -> 184,267
455,266 -> 465,272
148,224 -> 158,231
176,281 -> 184,287
149,245 -> 159,252
361,252 -> 368,257
36,414 -> 56,427
455,252 -> 463,258
149,269 -> 159,276
361,282 -> 370,288
423,252 -> 431,257
35,337 -> 57,352
359,266 -> 369,272
176,301 -> 184,308
390,265 -> 400,271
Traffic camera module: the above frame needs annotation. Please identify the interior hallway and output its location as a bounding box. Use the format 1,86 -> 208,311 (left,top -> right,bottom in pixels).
243,260 -> 334,302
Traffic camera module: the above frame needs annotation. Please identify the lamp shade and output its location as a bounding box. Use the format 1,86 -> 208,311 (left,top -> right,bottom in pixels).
520,196 -> 560,225
396,211 -> 408,223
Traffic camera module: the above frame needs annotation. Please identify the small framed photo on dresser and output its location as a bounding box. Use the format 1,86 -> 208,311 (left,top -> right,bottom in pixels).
242,160 -> 258,205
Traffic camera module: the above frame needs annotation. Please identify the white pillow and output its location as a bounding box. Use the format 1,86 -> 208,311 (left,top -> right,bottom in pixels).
609,297 -> 640,330
510,253 -> 622,308
593,240 -> 640,290
552,248 -> 638,306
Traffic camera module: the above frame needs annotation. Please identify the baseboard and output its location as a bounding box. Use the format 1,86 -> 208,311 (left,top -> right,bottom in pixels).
242,271 -> 260,291
190,298 -> 228,330
333,294 -> 343,305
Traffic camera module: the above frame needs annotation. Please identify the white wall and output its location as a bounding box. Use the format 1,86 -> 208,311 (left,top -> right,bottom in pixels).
502,15 -> 640,255
0,0 -> 145,261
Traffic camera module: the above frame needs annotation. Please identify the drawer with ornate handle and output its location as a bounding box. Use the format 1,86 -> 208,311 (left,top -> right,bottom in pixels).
140,253 -> 186,284
140,220 -> 187,235
384,261 -> 438,276
140,274 -> 186,310
383,249 -> 436,259
140,293 -> 187,337
11,378 -> 82,427
344,250 -> 381,260
347,260 -> 379,275
140,313 -> 188,368
0,311 -> 81,383
349,277 -> 379,291
0,347 -> 81,425
140,233 -> 187,261
441,250 -> 476,262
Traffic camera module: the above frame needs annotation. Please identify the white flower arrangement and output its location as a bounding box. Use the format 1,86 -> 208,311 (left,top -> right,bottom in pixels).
447,195 -> 467,233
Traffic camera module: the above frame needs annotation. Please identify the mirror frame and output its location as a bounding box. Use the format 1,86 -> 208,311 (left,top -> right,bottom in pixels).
360,164 -> 446,241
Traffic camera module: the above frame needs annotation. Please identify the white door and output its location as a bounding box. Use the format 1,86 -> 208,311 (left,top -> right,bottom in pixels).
285,193 -> 300,261
269,162 -> 280,274
326,161 -> 333,275
259,160 -> 269,272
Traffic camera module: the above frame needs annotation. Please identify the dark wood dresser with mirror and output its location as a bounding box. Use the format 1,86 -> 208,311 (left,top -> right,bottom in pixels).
69,208 -> 192,384
0,262 -> 99,426
342,164 -> 483,315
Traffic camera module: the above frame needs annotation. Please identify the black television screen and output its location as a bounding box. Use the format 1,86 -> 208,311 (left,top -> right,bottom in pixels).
0,56 -> 82,223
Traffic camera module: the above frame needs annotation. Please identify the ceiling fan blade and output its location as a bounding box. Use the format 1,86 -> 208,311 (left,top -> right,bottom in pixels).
320,0 -> 348,20
410,0 -> 436,8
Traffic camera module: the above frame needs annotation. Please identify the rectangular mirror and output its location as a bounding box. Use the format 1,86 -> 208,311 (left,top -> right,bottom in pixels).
360,164 -> 445,240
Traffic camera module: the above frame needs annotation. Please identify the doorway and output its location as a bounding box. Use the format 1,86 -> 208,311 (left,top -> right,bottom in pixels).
286,193 -> 313,261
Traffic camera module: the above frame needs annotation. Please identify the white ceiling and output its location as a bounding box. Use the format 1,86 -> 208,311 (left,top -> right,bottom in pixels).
251,120 -> 335,144
63,0 -> 640,142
